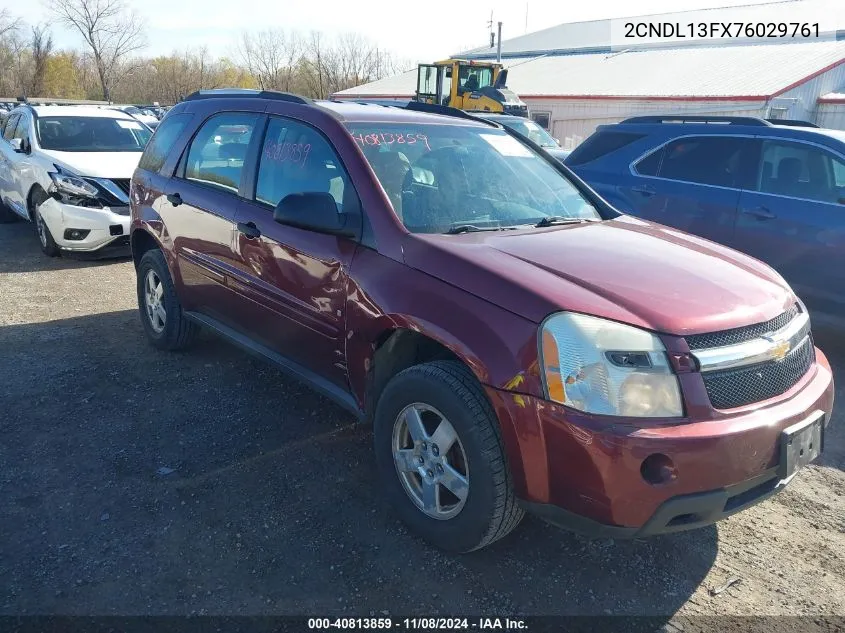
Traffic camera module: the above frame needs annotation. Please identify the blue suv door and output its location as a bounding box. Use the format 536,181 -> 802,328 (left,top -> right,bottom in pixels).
620,135 -> 754,245
731,137 -> 845,315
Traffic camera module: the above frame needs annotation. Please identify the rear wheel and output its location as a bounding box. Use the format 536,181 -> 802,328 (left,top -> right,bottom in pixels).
31,190 -> 60,257
374,360 -> 524,552
136,249 -> 197,350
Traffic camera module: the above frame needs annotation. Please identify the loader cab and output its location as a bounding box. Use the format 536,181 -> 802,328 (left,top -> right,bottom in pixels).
415,59 -> 527,117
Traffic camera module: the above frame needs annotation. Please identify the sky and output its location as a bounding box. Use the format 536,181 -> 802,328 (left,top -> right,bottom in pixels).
2,0 -> 809,63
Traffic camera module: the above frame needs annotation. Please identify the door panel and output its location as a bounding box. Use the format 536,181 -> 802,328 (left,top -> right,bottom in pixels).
157,180 -> 243,322
620,135 -> 752,245
4,113 -> 32,215
160,111 -> 261,324
731,139 -> 845,314
232,116 -> 358,390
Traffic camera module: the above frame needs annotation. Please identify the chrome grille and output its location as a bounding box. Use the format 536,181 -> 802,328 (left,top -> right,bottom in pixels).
702,336 -> 815,409
686,304 -> 800,351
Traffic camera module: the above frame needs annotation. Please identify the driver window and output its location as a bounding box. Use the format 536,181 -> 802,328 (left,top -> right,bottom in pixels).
11,114 -> 28,142
255,117 -> 349,211
2,114 -> 19,141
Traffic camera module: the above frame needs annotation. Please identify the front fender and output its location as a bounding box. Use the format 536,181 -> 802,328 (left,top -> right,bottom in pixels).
345,248 -> 543,407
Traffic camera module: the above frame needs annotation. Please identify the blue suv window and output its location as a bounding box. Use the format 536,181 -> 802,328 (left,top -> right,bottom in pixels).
636,136 -> 747,188
756,139 -> 845,204
566,131 -> 644,166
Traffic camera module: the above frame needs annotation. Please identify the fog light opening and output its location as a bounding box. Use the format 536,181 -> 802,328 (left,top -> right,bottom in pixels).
641,453 -> 677,486
63,228 -> 91,241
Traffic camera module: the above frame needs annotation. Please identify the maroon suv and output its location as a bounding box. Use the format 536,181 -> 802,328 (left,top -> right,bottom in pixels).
129,90 -> 834,552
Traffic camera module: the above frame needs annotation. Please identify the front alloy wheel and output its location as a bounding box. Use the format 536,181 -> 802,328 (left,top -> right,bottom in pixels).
374,361 -> 524,552
392,403 -> 470,520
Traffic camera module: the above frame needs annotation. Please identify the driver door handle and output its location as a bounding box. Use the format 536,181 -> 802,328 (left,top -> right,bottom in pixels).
742,206 -> 776,220
166,192 -> 182,207
237,221 -> 262,239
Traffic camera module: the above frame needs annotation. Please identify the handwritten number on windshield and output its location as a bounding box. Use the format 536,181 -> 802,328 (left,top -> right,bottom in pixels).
351,132 -> 431,151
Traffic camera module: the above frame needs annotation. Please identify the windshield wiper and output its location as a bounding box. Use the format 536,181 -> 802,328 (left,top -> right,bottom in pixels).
534,216 -> 598,228
445,224 -> 510,234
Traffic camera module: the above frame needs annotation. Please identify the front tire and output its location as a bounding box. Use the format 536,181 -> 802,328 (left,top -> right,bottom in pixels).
136,249 -> 197,351
374,360 -> 524,552
31,190 -> 60,257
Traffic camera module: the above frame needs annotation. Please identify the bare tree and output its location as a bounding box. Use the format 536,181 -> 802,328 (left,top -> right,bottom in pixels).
29,25 -> 53,97
238,29 -> 301,91
46,0 -> 146,101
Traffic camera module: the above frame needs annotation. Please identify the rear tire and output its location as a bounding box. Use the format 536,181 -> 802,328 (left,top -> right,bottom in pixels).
374,360 -> 524,552
136,249 -> 197,351
31,189 -> 60,257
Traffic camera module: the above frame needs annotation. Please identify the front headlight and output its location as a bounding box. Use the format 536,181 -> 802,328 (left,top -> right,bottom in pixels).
539,312 -> 683,418
49,170 -> 99,199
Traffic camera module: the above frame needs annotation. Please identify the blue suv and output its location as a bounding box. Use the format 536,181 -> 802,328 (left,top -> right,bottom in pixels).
566,116 -> 845,317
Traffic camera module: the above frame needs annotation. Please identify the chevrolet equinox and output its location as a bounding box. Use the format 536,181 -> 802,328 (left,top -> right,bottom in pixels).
129,90 -> 835,552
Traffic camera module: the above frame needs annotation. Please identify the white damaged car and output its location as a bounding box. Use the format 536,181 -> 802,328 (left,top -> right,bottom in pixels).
0,105 -> 152,257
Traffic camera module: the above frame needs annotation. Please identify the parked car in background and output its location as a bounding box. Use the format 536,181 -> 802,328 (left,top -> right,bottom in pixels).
0,104 -> 152,256
130,91 -> 833,552
107,105 -> 159,129
565,116 -> 845,318
471,112 -> 570,161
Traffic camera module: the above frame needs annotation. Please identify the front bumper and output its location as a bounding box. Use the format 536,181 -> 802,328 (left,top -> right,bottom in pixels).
487,348 -> 835,536
38,197 -> 131,253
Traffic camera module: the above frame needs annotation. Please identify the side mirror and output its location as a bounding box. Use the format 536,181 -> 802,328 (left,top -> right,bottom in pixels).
10,138 -> 26,153
273,192 -> 355,238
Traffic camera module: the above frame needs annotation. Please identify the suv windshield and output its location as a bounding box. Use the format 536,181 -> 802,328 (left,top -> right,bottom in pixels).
347,123 -> 598,233
37,116 -> 151,152
496,118 -> 559,148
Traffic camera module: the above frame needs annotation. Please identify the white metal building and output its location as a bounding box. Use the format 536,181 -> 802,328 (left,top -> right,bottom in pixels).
334,1 -> 845,147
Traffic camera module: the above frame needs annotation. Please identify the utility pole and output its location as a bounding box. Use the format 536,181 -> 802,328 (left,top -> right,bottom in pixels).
497,22 -> 502,62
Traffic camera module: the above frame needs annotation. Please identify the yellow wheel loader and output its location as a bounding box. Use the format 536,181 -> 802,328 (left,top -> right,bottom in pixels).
414,59 -> 528,117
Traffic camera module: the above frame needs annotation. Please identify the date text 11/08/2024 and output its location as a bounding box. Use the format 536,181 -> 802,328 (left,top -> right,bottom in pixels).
307,617 -> 528,630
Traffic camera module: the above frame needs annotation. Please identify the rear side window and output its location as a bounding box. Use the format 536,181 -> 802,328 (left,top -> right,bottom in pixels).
565,131 -> 645,166
138,113 -> 192,173
254,117 -> 349,210
184,113 -> 260,193
637,136 -> 748,188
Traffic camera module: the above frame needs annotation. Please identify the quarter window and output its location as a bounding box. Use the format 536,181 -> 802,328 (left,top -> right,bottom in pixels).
255,117 -> 349,211
756,140 -> 845,204
566,131 -> 645,166
184,113 -> 259,193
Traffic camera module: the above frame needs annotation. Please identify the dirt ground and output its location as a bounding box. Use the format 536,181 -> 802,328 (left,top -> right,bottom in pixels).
1,220 -> 844,626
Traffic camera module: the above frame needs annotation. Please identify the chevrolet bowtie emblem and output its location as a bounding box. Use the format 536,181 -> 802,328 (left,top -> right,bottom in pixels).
770,339 -> 791,361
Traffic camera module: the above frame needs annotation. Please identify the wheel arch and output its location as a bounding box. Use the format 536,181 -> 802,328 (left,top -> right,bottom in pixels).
26,184 -> 49,221
131,227 -> 162,269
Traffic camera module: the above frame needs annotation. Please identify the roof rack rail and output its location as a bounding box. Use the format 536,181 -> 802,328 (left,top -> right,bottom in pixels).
403,101 -> 500,127
620,115 -> 771,127
184,89 -> 311,105
12,96 -> 110,106
765,118 -> 820,128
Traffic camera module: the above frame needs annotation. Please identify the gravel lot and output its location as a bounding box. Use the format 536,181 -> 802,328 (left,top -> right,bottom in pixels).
1,220 -> 844,624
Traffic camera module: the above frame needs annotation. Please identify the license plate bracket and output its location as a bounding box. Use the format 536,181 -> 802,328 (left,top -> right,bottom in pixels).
779,412 -> 824,480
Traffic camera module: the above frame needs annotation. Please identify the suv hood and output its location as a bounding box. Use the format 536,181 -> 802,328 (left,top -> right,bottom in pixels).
40,149 -> 142,179
402,216 -> 794,336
